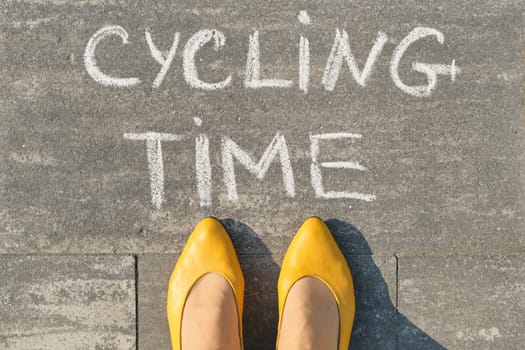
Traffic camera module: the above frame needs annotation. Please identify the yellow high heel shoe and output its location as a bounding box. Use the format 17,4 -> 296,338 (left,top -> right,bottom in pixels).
167,217 -> 245,350
276,217 -> 355,350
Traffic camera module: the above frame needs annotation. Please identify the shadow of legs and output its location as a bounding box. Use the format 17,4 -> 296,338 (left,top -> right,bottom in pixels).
327,219 -> 446,350
222,219 -> 280,350
221,218 -> 446,350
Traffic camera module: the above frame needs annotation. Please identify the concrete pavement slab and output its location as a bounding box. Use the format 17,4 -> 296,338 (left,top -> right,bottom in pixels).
398,255 -> 525,349
1,0 -> 524,255
0,255 -> 136,350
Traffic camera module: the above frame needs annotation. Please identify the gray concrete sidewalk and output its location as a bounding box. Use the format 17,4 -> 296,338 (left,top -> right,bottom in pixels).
1,220 -> 524,349
1,251 -> 523,349
2,0 -> 524,348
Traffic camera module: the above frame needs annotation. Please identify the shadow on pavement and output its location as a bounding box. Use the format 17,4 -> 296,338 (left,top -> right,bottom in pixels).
222,218 -> 447,350
327,219 -> 447,350
222,219 -> 280,350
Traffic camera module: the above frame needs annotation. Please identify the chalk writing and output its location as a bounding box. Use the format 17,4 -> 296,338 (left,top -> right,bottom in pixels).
195,134 -> 212,207
184,30 -> 232,90
145,30 -> 180,88
390,27 -> 459,97
322,29 -> 388,90
86,10 -> 462,209
245,31 -> 294,89
298,11 -> 311,93
222,132 -> 295,201
310,133 -> 375,201
123,131 -> 374,209
84,12 -> 460,96
123,132 -> 182,209
84,25 -> 140,87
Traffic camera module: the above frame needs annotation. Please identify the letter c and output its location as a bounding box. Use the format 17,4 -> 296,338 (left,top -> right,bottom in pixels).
183,29 -> 232,90
84,25 -> 141,87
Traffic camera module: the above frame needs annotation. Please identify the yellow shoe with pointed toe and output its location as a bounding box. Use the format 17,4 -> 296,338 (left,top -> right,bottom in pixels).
167,217 -> 244,350
277,217 -> 355,350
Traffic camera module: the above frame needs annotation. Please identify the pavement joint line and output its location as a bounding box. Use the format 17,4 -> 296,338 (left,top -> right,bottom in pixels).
0,252 -> 138,257
392,251 -> 525,257
394,254 -> 401,350
134,254 -> 139,350
1,252 -> 524,256
394,254 -> 400,310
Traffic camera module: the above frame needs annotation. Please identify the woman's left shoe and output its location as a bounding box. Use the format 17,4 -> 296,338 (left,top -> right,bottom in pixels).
276,217 -> 355,350
166,217 -> 245,350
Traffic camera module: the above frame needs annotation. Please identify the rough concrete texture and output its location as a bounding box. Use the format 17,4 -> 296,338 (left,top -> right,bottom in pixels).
0,255 -> 136,349
1,0 -> 524,255
398,255 -> 525,349
1,0 -> 525,348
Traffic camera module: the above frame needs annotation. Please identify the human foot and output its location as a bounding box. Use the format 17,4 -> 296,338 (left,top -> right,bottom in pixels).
277,276 -> 339,350
181,273 -> 242,350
